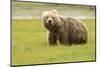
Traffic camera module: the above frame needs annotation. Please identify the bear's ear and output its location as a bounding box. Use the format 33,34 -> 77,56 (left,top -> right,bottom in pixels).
51,9 -> 58,14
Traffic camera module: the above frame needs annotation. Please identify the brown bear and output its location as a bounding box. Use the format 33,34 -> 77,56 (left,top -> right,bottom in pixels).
42,10 -> 88,46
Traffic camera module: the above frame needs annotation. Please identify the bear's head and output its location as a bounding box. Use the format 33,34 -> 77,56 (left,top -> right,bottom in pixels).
42,10 -> 61,31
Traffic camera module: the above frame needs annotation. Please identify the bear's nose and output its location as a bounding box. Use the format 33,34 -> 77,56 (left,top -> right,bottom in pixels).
48,20 -> 52,24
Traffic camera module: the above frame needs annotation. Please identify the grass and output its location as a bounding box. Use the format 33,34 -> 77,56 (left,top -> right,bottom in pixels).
12,19 -> 96,65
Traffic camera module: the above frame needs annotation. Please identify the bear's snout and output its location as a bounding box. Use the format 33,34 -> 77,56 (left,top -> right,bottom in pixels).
47,17 -> 53,25
48,20 -> 52,24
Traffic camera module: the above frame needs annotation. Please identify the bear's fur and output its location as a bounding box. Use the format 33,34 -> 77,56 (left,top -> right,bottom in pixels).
42,10 -> 88,46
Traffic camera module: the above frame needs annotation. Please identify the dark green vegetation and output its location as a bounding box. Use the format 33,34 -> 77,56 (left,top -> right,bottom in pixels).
12,1 -> 95,18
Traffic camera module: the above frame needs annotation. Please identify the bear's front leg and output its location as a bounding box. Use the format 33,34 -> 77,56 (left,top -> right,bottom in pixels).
48,32 -> 57,45
58,32 -> 68,45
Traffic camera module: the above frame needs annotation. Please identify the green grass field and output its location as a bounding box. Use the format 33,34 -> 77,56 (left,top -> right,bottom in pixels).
12,19 -> 96,65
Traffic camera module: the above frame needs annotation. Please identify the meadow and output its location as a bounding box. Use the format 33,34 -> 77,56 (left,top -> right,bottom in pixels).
12,18 -> 96,65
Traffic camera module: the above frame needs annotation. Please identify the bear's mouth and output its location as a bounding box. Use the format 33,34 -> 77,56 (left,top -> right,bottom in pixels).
46,22 -> 53,27
46,21 -> 53,26
44,22 -> 58,31
47,20 -> 53,26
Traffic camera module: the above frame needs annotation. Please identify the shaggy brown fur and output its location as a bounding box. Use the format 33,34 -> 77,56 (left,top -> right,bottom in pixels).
42,10 -> 88,45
